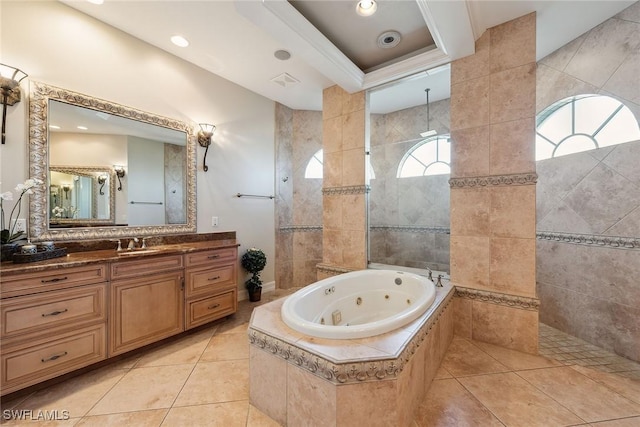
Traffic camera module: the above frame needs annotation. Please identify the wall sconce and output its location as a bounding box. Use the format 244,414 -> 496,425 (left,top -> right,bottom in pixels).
97,174 -> 108,195
0,64 -> 28,145
113,165 -> 125,191
62,184 -> 71,199
197,123 -> 216,172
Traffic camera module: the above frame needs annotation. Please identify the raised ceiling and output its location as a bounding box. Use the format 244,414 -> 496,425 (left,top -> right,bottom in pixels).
61,0 -> 635,113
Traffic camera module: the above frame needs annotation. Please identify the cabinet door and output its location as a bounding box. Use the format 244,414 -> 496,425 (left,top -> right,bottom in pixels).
110,271 -> 184,356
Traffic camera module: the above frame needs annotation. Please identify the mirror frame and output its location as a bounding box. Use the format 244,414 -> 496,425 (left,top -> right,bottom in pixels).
29,81 -> 197,242
49,166 -> 116,226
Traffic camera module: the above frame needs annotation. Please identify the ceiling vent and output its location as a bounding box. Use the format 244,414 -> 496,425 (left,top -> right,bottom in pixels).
377,31 -> 401,49
271,72 -> 300,88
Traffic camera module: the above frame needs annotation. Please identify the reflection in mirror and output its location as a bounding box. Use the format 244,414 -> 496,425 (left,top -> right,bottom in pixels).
368,65 -> 451,273
49,166 -> 115,227
29,82 -> 196,242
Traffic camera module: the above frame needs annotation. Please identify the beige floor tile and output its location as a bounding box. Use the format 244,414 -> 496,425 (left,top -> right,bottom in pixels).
0,418 -> 79,427
173,360 -> 249,407
247,404 -> 282,427
161,401 -> 248,427
219,322 -> 249,334
570,366 -> 640,405
518,367 -> 640,422
200,332 -> 249,362
75,409 -> 168,427
88,365 -> 194,415
441,338 -> 509,377
136,329 -> 213,367
433,366 -> 453,380
12,368 -> 127,419
459,372 -> 585,426
414,379 -> 504,427
472,340 -> 562,370
590,416 -> 640,426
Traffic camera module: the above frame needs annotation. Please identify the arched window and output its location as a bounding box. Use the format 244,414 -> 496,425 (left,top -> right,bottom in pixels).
397,135 -> 451,178
304,149 -> 323,179
536,95 -> 640,160
304,148 -> 376,179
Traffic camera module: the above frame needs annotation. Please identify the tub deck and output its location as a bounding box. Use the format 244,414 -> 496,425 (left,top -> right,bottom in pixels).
248,280 -> 455,426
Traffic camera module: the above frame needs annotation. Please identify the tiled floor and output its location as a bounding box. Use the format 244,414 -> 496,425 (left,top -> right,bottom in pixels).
2,291 -> 639,426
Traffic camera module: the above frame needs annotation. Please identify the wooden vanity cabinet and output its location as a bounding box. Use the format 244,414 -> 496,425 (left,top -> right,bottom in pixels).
0,244 -> 239,396
109,255 -> 184,356
0,264 -> 108,395
184,247 -> 237,329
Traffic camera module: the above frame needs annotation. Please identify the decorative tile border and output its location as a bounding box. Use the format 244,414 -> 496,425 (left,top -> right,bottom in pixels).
371,225 -> 450,234
248,291 -> 453,385
537,231 -> 640,250
279,225 -> 323,233
315,263 -> 352,276
322,185 -> 370,195
454,286 -> 539,311
449,173 -> 537,188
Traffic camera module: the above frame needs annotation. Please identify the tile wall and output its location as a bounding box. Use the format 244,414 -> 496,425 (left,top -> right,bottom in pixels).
369,101 -> 451,272
319,86 -> 368,277
274,104 -> 323,289
449,13 -> 539,353
535,1 -> 640,362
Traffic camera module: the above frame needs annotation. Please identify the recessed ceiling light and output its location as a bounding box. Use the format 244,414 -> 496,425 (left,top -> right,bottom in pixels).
356,0 -> 377,17
49,125 -> 61,130
87,0 -> 104,4
274,50 -> 291,61
77,126 -> 88,130
171,35 -> 189,48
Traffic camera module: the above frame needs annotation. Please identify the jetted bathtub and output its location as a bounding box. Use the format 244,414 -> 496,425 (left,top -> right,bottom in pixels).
281,269 -> 436,339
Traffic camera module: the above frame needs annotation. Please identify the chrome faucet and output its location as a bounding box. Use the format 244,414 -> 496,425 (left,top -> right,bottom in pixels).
435,274 -> 443,287
426,267 -> 433,282
127,237 -> 139,250
110,239 -> 122,251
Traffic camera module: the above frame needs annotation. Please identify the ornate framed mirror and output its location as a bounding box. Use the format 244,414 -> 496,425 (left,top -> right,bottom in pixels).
29,81 -> 197,242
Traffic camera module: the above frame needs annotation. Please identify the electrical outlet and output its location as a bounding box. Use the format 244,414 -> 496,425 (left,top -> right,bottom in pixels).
211,216 -> 219,227
11,219 -> 27,234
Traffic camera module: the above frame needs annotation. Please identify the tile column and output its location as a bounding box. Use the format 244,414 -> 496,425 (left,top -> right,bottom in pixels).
449,13 -> 539,353
318,85 -> 368,278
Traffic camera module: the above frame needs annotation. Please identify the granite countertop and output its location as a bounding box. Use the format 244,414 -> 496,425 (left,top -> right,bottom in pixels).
0,233 -> 238,276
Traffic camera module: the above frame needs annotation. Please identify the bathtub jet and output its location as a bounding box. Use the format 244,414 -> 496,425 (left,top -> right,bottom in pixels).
281,269 -> 436,339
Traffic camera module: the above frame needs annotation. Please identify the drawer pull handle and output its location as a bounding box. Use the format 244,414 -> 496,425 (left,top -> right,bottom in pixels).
41,351 -> 68,363
207,303 -> 221,310
208,276 -> 221,281
42,309 -> 68,317
41,276 -> 68,283
207,255 -> 220,259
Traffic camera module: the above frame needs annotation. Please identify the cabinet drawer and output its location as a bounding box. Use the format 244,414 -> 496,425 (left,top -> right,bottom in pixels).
1,284 -> 106,341
0,264 -> 108,299
186,290 -> 237,330
185,247 -> 237,267
111,254 -> 183,279
1,324 -> 106,395
185,263 -> 236,298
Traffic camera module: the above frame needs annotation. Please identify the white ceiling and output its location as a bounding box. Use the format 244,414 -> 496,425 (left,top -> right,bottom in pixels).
61,0 -> 634,114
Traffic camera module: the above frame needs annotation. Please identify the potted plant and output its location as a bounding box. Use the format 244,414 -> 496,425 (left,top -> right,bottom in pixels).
1,178 -> 43,261
241,247 -> 267,302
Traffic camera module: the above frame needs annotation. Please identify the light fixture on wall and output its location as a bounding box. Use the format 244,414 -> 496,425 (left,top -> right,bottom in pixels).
420,88 -> 437,138
197,123 -> 216,172
113,166 -> 125,191
356,0 -> 377,16
62,184 -> 71,199
97,174 -> 108,195
0,64 -> 28,145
